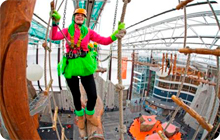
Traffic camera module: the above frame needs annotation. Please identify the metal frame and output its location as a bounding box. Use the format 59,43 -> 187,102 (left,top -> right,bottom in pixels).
122,11 -> 220,49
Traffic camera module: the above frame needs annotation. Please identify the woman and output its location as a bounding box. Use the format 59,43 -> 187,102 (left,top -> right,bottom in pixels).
50,8 -> 125,129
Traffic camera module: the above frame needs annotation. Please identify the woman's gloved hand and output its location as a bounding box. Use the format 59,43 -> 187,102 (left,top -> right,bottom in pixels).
110,22 -> 126,41
50,10 -> 61,26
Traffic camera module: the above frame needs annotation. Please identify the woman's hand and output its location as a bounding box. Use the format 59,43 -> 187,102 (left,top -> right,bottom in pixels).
110,22 -> 126,41
50,10 -> 61,26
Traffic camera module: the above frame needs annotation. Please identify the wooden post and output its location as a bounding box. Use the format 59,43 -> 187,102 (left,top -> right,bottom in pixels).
0,0 -> 40,139
179,48 -> 220,56
161,53 -> 165,74
171,95 -> 213,132
165,53 -> 168,72
52,106 -> 59,131
61,127 -> 65,140
129,50 -> 135,100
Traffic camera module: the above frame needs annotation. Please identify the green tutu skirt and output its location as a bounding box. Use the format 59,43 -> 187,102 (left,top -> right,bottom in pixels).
90,51 -> 98,64
58,52 -> 97,78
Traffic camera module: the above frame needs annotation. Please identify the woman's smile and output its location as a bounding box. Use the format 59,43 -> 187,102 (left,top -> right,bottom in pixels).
75,13 -> 84,25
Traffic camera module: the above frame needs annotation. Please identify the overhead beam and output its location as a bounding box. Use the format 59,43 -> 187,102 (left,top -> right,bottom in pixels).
86,0 -> 95,26
126,1 -> 218,29
93,0 -> 107,29
122,42 -> 220,48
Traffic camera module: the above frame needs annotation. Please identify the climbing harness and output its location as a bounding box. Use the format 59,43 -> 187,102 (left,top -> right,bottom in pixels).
41,1 -> 71,139
61,50 -> 88,75
64,50 -> 88,59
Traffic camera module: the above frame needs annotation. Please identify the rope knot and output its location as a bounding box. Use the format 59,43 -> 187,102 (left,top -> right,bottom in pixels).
115,84 -> 125,92
42,42 -> 52,52
119,125 -> 127,133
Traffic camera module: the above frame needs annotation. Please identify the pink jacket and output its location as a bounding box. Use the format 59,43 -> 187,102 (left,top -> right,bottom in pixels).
50,24 -> 113,53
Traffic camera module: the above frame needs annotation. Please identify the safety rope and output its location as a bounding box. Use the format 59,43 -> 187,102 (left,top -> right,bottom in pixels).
117,0 -> 130,140
62,0 -> 68,55
183,6 -> 187,48
103,0 -> 118,109
44,0 -> 58,89
50,6 -> 70,140
60,0 -> 75,111
42,1 -> 69,139
163,106 -> 180,133
57,0 -> 65,11
165,1 -> 219,136
164,3 -> 191,132
99,54 -> 111,62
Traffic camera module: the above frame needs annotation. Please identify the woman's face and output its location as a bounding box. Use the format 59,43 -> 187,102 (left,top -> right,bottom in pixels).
75,13 -> 85,25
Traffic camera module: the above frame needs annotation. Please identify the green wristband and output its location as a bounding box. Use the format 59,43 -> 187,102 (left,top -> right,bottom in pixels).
110,35 -> 117,41
52,20 -> 59,26
110,30 -> 119,41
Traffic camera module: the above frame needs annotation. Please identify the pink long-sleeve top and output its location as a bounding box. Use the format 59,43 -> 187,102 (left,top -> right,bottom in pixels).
50,24 -> 113,53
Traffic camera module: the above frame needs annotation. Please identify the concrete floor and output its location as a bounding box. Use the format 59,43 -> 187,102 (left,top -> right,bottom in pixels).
38,108 -> 146,140
1,107 -> 200,140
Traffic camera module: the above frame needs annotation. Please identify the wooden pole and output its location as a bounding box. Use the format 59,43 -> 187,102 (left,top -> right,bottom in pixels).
161,53 -> 165,74
171,95 -> 213,132
146,53 -> 153,96
0,0 -> 40,139
52,106 -> 59,131
129,49 -> 135,100
179,48 -> 220,56
61,127 -> 65,140
165,53 -> 168,72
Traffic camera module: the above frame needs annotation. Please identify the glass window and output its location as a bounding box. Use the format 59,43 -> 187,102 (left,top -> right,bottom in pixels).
182,85 -> 189,92
187,95 -> 194,102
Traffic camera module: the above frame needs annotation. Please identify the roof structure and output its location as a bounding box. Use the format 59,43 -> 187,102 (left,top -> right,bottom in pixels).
29,19 -> 60,45
111,1 -> 220,71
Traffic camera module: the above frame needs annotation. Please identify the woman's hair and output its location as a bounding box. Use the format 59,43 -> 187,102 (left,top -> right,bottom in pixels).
68,15 -> 89,38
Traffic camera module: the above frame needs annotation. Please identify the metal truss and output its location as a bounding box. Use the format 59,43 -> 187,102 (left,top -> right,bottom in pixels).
121,10 -> 220,50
